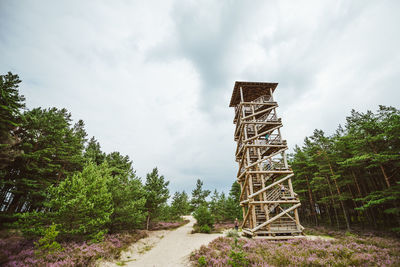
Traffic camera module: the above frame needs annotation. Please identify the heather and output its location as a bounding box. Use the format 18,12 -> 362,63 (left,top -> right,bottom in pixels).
150,219 -> 190,230
0,230 -> 147,266
190,235 -> 400,267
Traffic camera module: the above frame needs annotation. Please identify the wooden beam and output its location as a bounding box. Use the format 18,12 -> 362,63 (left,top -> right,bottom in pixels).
248,173 -> 294,199
242,106 -> 275,121
239,174 -> 249,200
239,101 -> 278,106
245,148 -> 286,169
241,207 -> 251,228
252,203 -> 301,232
242,229 -> 254,236
243,125 -> 282,143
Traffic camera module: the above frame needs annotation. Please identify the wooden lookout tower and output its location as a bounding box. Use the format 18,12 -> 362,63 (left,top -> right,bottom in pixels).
230,81 -> 304,238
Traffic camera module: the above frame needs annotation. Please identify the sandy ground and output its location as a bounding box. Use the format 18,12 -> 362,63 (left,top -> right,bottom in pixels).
99,216 -> 224,267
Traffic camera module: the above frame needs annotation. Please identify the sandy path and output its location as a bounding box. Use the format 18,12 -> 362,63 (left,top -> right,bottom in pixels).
99,216 -> 223,267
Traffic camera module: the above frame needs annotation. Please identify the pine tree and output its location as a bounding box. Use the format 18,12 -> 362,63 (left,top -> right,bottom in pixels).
46,162 -> 113,241
84,137 -> 105,165
291,106 -> 400,232
170,191 -> 190,219
105,152 -> 146,232
144,168 -> 170,230
0,72 -> 25,171
190,179 -> 210,211
2,107 -> 86,215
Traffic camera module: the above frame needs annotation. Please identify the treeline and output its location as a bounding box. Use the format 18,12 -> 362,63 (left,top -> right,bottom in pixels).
0,72 -> 241,241
291,106 -> 400,232
189,179 -> 242,233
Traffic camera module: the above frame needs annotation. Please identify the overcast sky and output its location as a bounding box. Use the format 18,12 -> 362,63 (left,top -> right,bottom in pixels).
1,0 -> 399,195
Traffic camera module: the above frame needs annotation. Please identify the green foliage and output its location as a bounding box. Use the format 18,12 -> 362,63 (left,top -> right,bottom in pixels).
144,168 -> 170,229
228,238 -> 249,267
34,224 -> 62,256
0,72 -> 25,171
46,162 -> 113,241
198,256 -> 207,266
193,205 -> 214,228
209,182 -> 242,223
15,211 -> 47,238
291,106 -> 400,231
84,136 -> 105,165
170,191 -> 191,219
2,107 -> 87,215
106,152 -> 146,232
191,179 -> 210,211
226,230 -> 240,238
199,225 -> 211,233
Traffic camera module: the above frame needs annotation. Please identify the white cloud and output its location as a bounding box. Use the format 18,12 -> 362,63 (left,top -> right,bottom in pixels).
1,0 -> 399,195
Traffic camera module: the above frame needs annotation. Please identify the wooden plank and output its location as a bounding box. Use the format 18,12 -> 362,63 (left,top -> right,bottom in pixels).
248,170 -> 293,174
250,200 -> 300,204
239,101 -> 278,106
253,236 -> 304,240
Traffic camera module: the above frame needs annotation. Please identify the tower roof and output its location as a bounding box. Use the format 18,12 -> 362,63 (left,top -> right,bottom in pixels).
229,81 -> 278,107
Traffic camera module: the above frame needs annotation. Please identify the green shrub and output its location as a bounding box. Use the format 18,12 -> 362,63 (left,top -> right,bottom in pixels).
198,256 -> 207,266
34,224 -> 62,256
199,225 -> 211,233
193,205 -> 214,228
228,238 -> 249,267
226,230 -> 240,238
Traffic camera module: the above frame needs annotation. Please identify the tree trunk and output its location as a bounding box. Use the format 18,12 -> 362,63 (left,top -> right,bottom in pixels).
379,164 -> 390,188
6,193 -> 22,213
146,214 -> 150,230
326,177 -> 340,229
305,176 -> 318,226
351,170 -> 362,197
328,162 -> 351,230
370,144 -> 391,188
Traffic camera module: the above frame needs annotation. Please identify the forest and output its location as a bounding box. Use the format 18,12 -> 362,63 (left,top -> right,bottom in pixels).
290,105 -> 400,232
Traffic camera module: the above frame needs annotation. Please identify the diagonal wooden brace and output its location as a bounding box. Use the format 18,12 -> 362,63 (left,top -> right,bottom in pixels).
248,173 -> 294,199
252,203 -> 301,232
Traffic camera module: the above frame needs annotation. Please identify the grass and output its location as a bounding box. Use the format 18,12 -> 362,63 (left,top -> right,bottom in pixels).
139,244 -> 154,254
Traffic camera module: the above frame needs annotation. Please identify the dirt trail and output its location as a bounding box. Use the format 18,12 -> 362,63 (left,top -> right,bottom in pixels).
99,216 -> 223,267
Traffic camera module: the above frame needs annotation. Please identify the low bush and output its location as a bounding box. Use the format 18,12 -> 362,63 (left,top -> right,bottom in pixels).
0,230 -> 148,266
225,230 -> 240,238
150,219 -> 189,230
190,234 -> 400,266
34,224 -> 62,257
193,205 -> 214,229
199,225 -> 211,234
